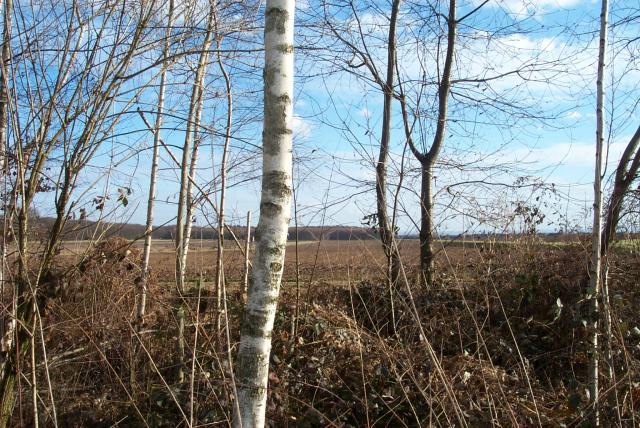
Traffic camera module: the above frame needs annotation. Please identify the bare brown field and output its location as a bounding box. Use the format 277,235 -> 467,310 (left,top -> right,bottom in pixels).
57,236 -> 553,296
60,238 -> 491,285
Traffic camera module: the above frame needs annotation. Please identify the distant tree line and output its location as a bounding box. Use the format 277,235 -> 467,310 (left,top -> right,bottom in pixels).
6,217 -> 378,242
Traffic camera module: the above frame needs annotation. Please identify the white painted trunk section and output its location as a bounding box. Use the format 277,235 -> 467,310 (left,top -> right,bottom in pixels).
234,0 -> 295,426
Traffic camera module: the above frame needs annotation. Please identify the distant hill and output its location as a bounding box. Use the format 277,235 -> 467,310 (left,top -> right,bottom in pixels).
26,217 -> 378,242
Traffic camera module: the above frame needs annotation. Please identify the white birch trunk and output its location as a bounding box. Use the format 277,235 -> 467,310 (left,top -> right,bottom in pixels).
175,4 -> 215,294
138,0 -> 174,322
174,3 -> 214,383
242,211 -> 251,301
215,37 -> 232,337
588,0 -> 608,424
181,136 -> 201,273
233,0 -> 295,426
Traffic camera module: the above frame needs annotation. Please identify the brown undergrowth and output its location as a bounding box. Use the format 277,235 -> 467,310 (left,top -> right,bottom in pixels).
11,237 -> 640,426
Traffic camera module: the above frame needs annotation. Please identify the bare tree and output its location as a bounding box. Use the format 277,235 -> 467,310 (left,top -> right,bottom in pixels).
138,0 -> 176,323
234,0 -> 295,425
587,0 -> 609,424
397,0 -> 461,287
0,0 -> 156,422
0,0 -> 12,377
214,32 -> 233,336
376,0 -> 404,292
173,0 -> 216,383
175,0 -> 216,295
602,129 -> 640,251
319,0 -> 404,290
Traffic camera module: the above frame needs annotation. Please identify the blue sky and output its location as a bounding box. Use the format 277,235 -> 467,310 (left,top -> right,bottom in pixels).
33,0 -> 639,236
281,0 -> 640,234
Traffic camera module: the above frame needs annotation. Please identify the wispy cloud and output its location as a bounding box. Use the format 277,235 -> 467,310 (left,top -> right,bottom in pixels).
490,0 -> 583,18
293,115 -> 313,139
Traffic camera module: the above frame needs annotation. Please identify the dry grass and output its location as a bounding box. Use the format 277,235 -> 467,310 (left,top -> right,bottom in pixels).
13,235 -> 640,426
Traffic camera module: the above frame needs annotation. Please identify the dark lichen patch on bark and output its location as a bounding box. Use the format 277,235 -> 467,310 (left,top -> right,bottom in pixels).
277,94 -> 291,104
263,90 -> 291,126
263,67 -> 276,87
270,262 -> 282,272
269,244 -> 285,257
277,43 -> 294,54
260,294 -> 280,307
241,310 -> 273,339
260,201 -> 282,217
265,8 -> 289,35
263,86 -> 292,155
236,350 -> 268,397
263,170 -> 292,199
262,131 -> 293,156
263,127 -> 293,139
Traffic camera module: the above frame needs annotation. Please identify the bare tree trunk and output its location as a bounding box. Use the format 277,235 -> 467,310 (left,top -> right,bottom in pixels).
233,0 -> 295,425
400,0 -> 456,289
419,163 -> 435,287
242,211 -> 251,301
601,125 -> 640,253
0,2 -> 153,422
0,0 -> 9,178
0,0 -> 11,384
138,0 -> 174,322
588,0 -> 608,424
0,184 -> 29,428
214,36 -> 232,338
181,137 -> 201,275
375,0 -> 402,292
174,2 -> 215,383
291,185 -> 299,339
175,1 -> 215,294
598,127 -> 640,419
29,304 -> 37,428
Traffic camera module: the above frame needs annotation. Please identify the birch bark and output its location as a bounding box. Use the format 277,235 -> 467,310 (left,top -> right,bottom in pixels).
233,0 -> 295,425
588,0 -> 608,424
175,1 -> 215,294
138,0 -> 174,321
174,1 -> 215,383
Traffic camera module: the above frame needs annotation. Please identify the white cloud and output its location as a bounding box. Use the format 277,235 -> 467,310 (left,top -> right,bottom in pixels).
493,0 -> 582,18
507,140 -> 625,168
292,115 -> 313,139
359,107 -> 371,118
